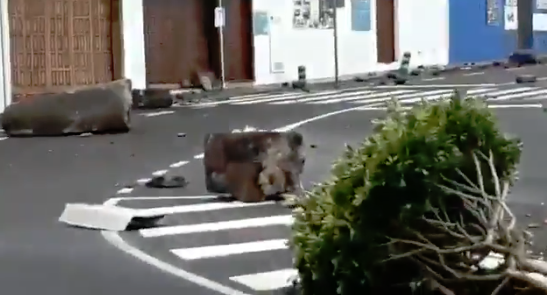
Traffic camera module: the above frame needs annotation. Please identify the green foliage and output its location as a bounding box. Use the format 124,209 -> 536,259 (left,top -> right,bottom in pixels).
290,94 -> 522,295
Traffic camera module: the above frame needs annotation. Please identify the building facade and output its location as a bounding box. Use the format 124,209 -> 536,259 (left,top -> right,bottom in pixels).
0,0 -> 450,107
133,0 -> 449,87
449,0 -> 547,64
0,0 -> 146,113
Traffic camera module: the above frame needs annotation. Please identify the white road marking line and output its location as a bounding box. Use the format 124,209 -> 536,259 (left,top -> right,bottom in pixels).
101,231 -> 252,295
116,187 -> 134,194
142,111 -> 175,117
230,268 -> 299,291
463,72 -> 484,76
372,83 -> 497,88
152,170 -> 168,176
232,90 -> 340,105
140,215 -> 293,237
0,137 -> 6,141
310,89 -> 416,104
421,77 -> 445,81
269,90 -> 375,105
488,103 -> 543,108
356,103 -> 543,111
490,89 -> 547,101
348,89 -> 451,104
192,93 -> 300,107
482,87 -> 536,97
346,87 -> 494,105
105,196 -> 220,204
506,67 -> 526,71
465,87 -> 498,95
170,161 -> 189,168
170,239 -> 289,260
130,200 -> 278,216
194,153 -> 204,159
136,178 -> 151,184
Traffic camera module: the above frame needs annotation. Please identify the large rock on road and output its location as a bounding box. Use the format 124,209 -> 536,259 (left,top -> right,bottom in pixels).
1,79 -> 132,136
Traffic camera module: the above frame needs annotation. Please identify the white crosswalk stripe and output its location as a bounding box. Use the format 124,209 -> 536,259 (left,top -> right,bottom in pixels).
126,197 -> 298,292
184,86 -> 547,108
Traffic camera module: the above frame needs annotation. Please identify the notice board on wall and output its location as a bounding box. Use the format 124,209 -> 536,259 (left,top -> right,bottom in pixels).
269,15 -> 285,73
351,0 -> 371,31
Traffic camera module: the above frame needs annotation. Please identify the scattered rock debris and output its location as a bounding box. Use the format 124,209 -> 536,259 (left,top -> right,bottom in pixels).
145,175 -> 188,189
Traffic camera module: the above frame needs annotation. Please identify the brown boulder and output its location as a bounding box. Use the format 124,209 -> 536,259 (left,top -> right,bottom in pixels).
1,79 -> 132,136
203,131 -> 305,202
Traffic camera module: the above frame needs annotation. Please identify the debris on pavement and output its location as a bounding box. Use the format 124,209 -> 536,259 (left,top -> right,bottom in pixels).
2,79 -> 132,137
144,175 -> 188,189
203,130 -> 306,203
58,203 -> 165,231
516,74 -> 537,84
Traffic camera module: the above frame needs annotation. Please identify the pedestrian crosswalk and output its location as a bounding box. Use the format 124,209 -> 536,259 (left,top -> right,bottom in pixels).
189,85 -> 547,107
122,197 -> 297,293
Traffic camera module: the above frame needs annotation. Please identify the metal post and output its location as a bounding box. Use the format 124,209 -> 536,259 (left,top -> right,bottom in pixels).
333,4 -> 339,88
218,0 -> 226,89
517,0 -> 533,50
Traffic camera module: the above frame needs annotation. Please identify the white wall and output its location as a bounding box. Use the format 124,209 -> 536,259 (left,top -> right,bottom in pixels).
120,0 -> 147,90
0,0 -> 11,114
253,0 -> 449,86
395,0 -> 449,68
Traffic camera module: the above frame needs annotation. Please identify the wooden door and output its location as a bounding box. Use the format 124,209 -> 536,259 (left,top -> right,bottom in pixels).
375,0 -> 395,63
222,0 -> 254,82
9,0 -> 115,95
143,0 -> 210,86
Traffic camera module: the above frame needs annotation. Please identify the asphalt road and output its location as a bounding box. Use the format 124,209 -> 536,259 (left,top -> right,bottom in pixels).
0,103 -> 352,295
2,66 -> 547,295
112,103 -> 547,294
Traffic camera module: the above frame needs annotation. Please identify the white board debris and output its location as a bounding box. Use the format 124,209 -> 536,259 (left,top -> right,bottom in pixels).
58,203 -> 165,231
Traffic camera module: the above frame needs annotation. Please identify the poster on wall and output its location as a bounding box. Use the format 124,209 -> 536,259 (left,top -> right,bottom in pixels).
533,13 -> 547,30
351,0 -> 371,31
487,0 -> 500,25
269,15 -> 285,73
253,11 -> 269,36
537,0 -> 547,10
293,0 -> 344,29
504,5 -> 518,30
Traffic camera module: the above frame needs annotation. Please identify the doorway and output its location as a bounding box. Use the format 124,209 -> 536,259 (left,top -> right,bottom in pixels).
375,0 -> 395,63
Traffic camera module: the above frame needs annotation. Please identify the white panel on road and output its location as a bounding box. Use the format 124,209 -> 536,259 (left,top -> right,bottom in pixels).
489,89 -> 547,101
230,268 -> 299,291
58,203 -> 165,231
312,89 -> 415,104
171,239 -> 289,260
140,214 -> 293,237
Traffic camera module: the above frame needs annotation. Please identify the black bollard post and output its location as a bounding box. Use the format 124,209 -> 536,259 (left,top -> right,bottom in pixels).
293,65 -> 309,92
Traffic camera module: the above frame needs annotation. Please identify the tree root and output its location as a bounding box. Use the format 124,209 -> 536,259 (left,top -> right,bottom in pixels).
384,150 -> 547,294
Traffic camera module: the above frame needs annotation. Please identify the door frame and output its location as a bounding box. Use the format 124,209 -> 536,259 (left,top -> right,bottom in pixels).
8,0 -> 123,95
0,0 -> 11,109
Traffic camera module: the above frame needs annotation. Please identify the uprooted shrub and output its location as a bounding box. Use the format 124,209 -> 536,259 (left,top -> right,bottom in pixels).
288,93 -> 547,295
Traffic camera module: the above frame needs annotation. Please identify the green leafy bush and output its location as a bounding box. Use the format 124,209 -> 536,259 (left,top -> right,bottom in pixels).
290,95 -> 522,295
